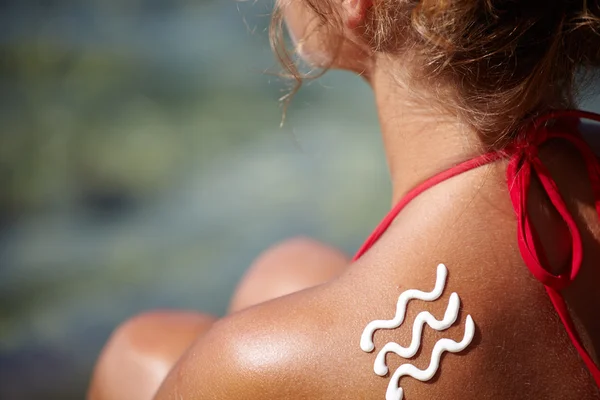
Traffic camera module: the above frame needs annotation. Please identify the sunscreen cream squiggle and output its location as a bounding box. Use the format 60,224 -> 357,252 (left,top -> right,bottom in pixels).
373,292 -> 461,376
360,264 -> 476,400
360,264 -> 448,353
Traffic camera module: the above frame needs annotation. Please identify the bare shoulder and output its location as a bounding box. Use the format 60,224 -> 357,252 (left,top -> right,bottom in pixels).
153,280 -> 381,399
154,237 -> 599,399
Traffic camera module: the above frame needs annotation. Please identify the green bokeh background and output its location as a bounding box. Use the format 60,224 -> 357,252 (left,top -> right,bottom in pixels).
0,1 -> 389,398
0,1 -> 598,399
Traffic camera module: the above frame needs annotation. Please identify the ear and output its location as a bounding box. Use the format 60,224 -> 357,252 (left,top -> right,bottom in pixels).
342,0 -> 372,29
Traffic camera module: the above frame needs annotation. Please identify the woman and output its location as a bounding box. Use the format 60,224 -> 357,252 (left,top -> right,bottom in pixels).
89,0 -> 600,399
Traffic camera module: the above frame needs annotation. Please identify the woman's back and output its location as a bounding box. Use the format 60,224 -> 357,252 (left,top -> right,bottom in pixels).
153,118 -> 600,399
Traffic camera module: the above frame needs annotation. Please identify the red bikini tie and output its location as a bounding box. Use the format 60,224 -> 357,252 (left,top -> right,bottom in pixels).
353,109 -> 600,387
506,109 -> 600,386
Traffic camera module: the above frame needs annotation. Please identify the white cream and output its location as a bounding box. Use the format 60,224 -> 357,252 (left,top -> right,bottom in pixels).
373,292 -> 460,376
360,263 -> 448,353
384,315 -> 476,400
360,263 -> 477,400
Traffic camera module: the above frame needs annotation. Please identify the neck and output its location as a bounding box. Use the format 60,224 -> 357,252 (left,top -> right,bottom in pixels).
370,63 -> 485,205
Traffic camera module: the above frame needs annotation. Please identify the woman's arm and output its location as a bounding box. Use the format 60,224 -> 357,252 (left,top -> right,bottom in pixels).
88,311 -> 215,400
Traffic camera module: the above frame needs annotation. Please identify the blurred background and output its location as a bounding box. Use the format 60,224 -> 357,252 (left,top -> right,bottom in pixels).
0,1 -> 389,398
0,1 -> 598,399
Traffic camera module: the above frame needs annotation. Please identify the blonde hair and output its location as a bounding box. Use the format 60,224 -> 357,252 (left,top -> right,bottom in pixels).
270,0 -> 600,147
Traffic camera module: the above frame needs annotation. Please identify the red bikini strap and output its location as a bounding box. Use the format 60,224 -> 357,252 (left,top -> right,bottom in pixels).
505,110 -> 600,289
506,109 -> 600,385
352,150 -> 506,261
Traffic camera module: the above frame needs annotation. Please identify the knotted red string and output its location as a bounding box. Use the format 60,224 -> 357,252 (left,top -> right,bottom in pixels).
506,109 -> 600,385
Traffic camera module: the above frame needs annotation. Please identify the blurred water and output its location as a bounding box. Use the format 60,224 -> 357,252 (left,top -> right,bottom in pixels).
0,1 -> 389,398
